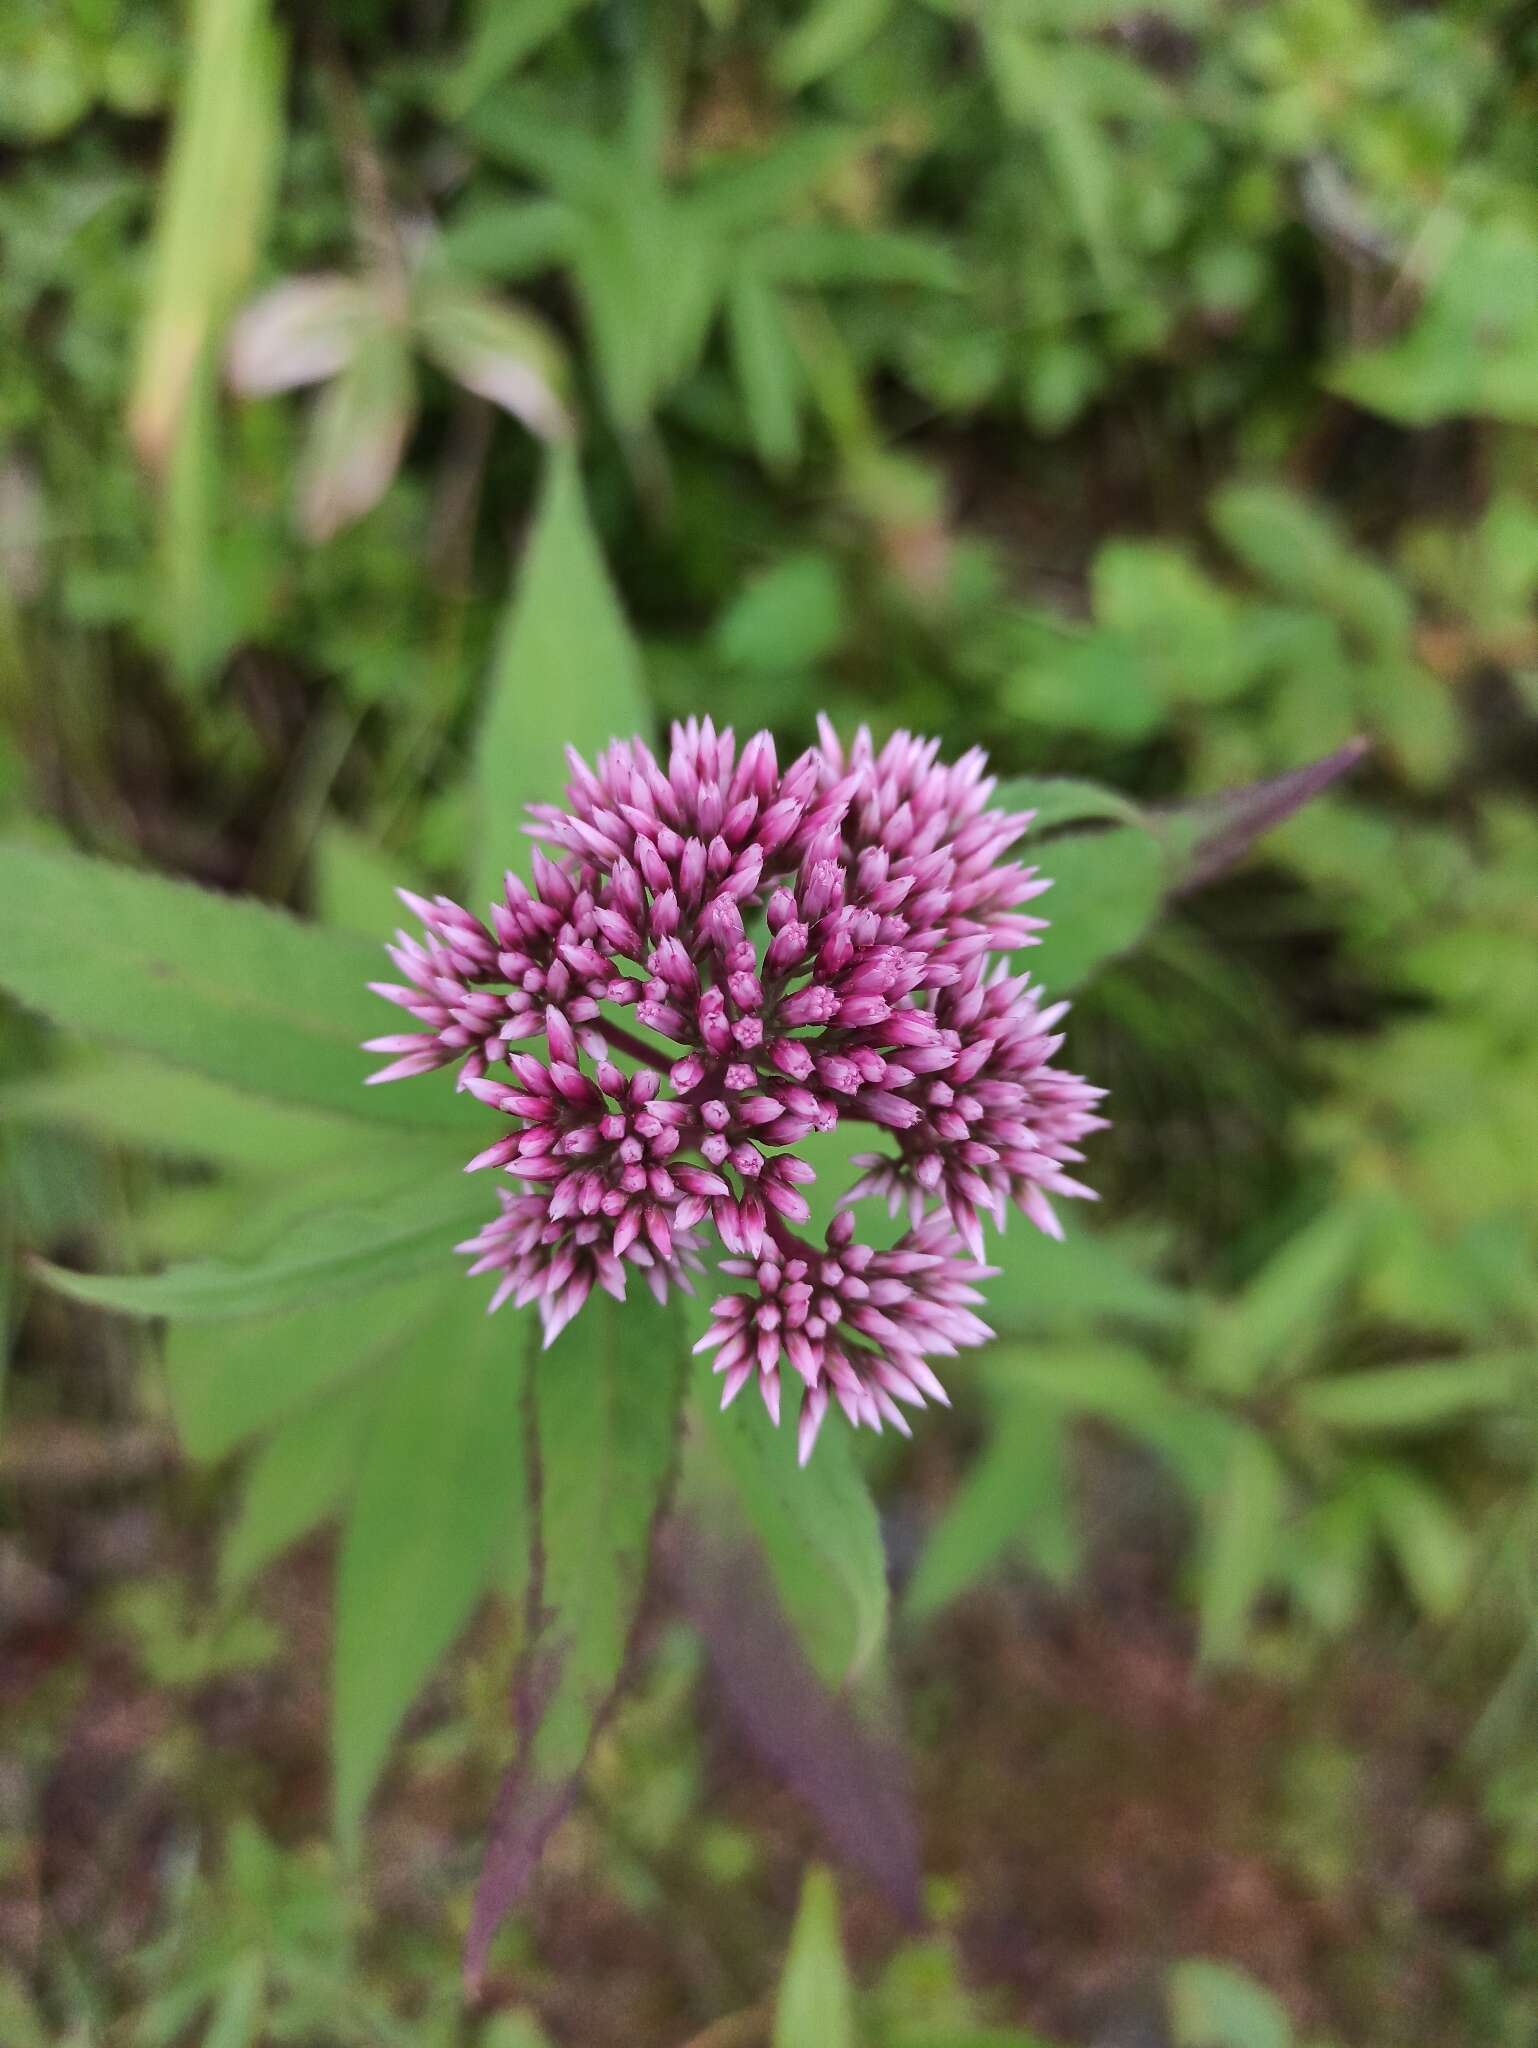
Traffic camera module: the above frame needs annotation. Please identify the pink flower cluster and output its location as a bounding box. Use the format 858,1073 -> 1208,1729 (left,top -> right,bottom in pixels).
367,719 -> 1105,1462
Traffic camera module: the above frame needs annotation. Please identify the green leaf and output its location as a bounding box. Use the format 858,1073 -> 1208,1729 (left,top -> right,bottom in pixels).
1213,1201 -> 1370,1390
755,223 -> 962,291
1362,1463 -> 1473,1621
726,270 -> 804,472
1210,483 -> 1411,655
164,1274 -> 440,1459
1169,1958 -> 1293,2048
1294,1353 -> 1530,1435
0,840 -> 470,1129
471,446 -> 650,907
995,775 -> 1144,836
905,1396 -> 1076,1621
774,1868 -> 855,2048
1026,825 -> 1165,992
984,1223 -> 1186,1337
439,0 -> 592,116
312,822 -> 418,940
128,0 -> 283,467
202,1954 -> 267,2048
1196,1428 -> 1288,1667
37,1171 -> 487,1324
465,1288 -> 685,1986
715,552 -> 845,671
221,1371 -> 381,1592
700,1362 -> 887,1687
334,1291 -> 529,1841
774,0 -> 896,90
0,1053 -> 396,1170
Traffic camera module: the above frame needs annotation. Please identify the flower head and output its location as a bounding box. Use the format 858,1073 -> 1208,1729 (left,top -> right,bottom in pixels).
367,719 -> 1106,1459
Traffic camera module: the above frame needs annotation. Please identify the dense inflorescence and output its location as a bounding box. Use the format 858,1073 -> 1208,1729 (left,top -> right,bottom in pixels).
367,718 -> 1105,1461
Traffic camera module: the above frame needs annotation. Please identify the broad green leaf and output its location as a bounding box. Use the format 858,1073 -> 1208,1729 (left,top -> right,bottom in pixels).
715,553 -> 845,671
1169,1958 -> 1293,2048
905,1396 -> 1076,1621
1210,483 -> 1411,655
774,1868 -> 855,2048
995,775 -> 1144,836
1295,1353 -> 1531,1435
1363,1463 -> 1473,1620
1,1053 -> 395,1170
471,446 -> 650,907
312,822 -> 418,940
221,1371 -> 381,1592
128,0 -> 282,467
465,1288 -> 685,1984
165,1274 -> 440,1458
0,840 -> 471,1129
1026,825 -> 1165,993
1196,1429 -> 1288,1666
701,1361 -> 887,1687
297,324 -> 416,543
335,1292 -> 529,1840
38,1171 -> 487,1324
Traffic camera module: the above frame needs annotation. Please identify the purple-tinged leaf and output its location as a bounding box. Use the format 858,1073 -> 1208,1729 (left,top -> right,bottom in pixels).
664,1510 -> 922,1926
226,274 -> 372,394
1160,738 -> 1371,894
297,325 -> 415,543
415,282 -> 574,442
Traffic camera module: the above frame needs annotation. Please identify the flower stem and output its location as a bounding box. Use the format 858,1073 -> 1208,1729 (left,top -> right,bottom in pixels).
599,1021 -> 675,1074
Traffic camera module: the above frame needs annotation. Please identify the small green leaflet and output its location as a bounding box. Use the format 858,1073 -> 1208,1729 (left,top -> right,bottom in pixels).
471,446 -> 651,907
773,1868 -> 855,2048
1169,1958 -> 1294,2048
465,1287 -> 686,1989
0,840 -> 472,1130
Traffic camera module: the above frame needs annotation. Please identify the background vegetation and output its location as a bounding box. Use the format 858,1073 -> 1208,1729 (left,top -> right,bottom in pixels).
3,0 -> 1538,2041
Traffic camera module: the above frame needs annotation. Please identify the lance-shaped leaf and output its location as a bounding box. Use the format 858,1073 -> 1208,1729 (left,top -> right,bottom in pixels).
335,1290 -> 530,1843
665,1503 -> 921,1924
226,274 -> 371,394
0,840 -> 472,1129
998,744 -> 1368,994
298,324 -> 416,543
35,1170 -> 488,1323
164,1272 -> 443,1459
696,1360 -> 887,1688
415,280 -> 573,442
1160,738 -> 1373,895
471,445 -> 650,905
464,1288 -> 686,1991
220,1369 -> 381,1594
128,0 -> 283,467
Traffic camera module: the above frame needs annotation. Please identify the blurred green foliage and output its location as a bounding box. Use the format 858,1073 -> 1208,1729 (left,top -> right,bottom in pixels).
4,0 -> 1538,2041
